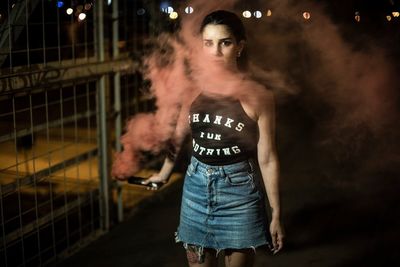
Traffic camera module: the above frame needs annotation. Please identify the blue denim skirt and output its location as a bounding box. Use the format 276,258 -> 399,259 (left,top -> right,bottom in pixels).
175,156 -> 269,251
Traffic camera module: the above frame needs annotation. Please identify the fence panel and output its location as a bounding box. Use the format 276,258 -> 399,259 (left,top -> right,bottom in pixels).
0,0 -> 154,265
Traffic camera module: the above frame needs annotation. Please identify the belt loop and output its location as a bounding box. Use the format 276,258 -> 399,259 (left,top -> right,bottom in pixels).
248,159 -> 254,172
192,157 -> 199,172
219,165 -> 226,177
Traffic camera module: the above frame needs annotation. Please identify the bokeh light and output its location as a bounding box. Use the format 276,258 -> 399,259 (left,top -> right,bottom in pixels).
184,6 -> 194,14
160,1 -> 170,12
266,9 -> 272,17
303,12 -> 311,20
66,8 -> 73,15
84,3 -> 92,11
355,11 -> 361,22
78,13 -> 87,21
169,11 -> 178,19
137,8 -> 146,16
242,10 -> 251,18
254,11 -> 262,19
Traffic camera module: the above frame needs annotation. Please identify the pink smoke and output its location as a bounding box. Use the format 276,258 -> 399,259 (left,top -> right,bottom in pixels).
112,0 -> 242,178
112,35 -> 196,178
302,8 -> 397,134
112,0 -> 399,178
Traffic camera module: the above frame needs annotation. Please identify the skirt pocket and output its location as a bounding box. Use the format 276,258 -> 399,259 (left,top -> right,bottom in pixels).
225,171 -> 253,186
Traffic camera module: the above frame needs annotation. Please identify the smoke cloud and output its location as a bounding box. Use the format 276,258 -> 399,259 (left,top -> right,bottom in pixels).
112,0 -> 399,178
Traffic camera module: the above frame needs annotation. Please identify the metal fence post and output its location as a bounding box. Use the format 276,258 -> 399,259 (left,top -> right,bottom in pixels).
95,0 -> 110,231
112,0 -> 124,223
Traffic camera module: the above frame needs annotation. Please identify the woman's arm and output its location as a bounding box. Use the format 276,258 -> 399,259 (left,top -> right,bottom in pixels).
143,103 -> 191,184
256,90 -> 284,254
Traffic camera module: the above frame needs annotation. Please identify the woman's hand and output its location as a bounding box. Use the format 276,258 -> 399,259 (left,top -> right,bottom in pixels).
140,157 -> 175,188
270,218 -> 284,254
142,173 -> 169,185
140,173 -> 169,191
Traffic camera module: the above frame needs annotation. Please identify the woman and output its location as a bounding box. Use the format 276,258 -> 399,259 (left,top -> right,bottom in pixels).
144,10 -> 284,267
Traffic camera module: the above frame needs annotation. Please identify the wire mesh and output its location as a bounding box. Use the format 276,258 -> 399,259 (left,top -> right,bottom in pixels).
0,83 -> 101,266
0,0 -> 95,69
0,0 -> 153,266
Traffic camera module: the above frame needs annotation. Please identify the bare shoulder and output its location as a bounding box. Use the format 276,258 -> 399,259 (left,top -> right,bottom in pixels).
240,79 -> 274,118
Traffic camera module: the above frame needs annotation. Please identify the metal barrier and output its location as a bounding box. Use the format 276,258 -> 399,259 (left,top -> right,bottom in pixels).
0,0 -> 153,266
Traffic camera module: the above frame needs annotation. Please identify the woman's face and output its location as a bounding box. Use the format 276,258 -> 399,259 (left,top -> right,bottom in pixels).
202,24 -> 244,70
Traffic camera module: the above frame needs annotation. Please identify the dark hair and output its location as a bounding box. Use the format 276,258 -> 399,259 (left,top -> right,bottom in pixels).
200,10 -> 248,71
200,10 -> 246,43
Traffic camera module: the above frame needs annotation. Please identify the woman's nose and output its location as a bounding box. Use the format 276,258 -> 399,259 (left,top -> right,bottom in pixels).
212,45 -> 222,56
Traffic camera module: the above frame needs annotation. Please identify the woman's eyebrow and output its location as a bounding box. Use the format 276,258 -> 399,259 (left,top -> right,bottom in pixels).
203,37 -> 233,41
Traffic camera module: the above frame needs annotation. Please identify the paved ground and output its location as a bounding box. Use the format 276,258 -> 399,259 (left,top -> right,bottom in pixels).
55,161 -> 400,267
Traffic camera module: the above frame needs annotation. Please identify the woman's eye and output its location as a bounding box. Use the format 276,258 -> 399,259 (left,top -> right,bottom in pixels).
221,40 -> 232,46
